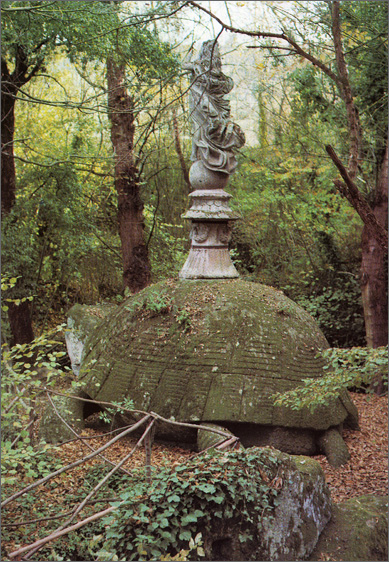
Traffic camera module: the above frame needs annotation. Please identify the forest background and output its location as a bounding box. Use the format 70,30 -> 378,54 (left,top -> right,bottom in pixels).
1,1 -> 388,560
2,0 -> 388,351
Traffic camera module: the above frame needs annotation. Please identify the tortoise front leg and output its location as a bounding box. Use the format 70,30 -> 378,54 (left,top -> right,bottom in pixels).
197,423 -> 241,452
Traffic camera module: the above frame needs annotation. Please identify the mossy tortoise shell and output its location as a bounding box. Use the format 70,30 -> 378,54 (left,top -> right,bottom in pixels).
70,279 -> 358,466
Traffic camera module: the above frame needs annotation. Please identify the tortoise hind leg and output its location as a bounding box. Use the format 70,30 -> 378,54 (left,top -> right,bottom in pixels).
319,427 -> 350,467
197,423 -> 241,451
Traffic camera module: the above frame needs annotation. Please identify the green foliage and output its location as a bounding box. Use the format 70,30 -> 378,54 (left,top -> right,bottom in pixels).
2,1 -> 178,76
93,532 -> 204,562
89,448 -> 281,561
230,143 -> 365,346
295,275 -> 365,347
273,346 -> 388,412
2,0 -> 181,330
99,397 -> 135,425
1,324 -> 70,486
229,0 -> 386,350
340,1 -> 388,157
174,306 -> 192,333
1,274 -> 34,313
144,206 -> 187,283
1,154 -> 122,330
142,290 -> 172,315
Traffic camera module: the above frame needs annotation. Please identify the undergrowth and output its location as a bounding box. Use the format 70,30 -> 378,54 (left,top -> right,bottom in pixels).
91,447 -> 281,561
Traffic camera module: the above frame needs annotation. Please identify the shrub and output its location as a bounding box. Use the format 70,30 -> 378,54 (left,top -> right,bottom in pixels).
1,321 -> 72,487
273,346 -> 388,412
296,277 -> 365,348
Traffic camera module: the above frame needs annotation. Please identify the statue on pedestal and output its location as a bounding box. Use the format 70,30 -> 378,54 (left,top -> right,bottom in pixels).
180,40 -> 245,279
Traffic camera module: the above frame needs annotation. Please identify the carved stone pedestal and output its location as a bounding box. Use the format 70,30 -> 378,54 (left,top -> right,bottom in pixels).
179,162 -> 240,279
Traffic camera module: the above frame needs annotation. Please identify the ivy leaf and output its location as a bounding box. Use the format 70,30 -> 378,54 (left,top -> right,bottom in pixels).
180,513 -> 199,525
179,529 -> 192,541
167,493 -> 180,503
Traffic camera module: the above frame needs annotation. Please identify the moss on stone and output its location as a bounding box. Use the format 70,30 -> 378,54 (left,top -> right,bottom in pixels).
68,303 -> 117,342
77,278 -> 356,434
309,495 -> 388,561
39,394 -> 85,443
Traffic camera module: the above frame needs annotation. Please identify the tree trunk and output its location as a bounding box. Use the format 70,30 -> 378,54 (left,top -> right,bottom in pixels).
360,145 -> 388,348
8,301 -> 35,347
172,107 -> 190,189
330,1 -> 362,179
329,2 -> 388,349
2,58 -> 35,345
107,58 -> 151,293
1,61 -> 17,217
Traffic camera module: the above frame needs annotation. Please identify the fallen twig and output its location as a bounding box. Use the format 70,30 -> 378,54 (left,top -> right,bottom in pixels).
8,502 -> 122,560
46,391 -> 131,475
1,414 -> 151,508
18,420 -> 156,561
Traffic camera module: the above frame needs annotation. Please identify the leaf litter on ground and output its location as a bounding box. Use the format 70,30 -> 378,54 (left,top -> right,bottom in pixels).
2,392 -> 387,558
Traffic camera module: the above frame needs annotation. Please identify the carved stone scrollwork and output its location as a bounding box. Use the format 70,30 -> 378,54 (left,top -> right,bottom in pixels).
217,223 -> 232,245
191,223 -> 210,244
189,222 -> 231,249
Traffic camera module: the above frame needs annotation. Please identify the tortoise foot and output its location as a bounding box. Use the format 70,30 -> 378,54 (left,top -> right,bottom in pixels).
319,427 -> 350,467
197,423 -> 241,452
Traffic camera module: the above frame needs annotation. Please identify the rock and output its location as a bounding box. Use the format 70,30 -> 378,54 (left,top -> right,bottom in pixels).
39,303 -> 117,442
309,495 -> 388,562
65,303 -> 117,376
318,426 -> 351,468
202,449 -> 332,561
259,454 -> 332,561
67,303 -> 118,339
197,422 -> 239,451
38,394 -> 85,443
100,447 -> 332,562
64,328 -> 84,378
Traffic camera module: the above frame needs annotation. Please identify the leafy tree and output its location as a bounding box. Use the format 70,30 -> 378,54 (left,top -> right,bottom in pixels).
105,21 -> 179,291
186,0 -> 388,352
1,0 -> 180,341
1,1 -> 121,342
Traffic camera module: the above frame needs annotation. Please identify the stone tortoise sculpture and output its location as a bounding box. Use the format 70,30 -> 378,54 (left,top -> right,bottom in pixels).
50,278 -> 359,467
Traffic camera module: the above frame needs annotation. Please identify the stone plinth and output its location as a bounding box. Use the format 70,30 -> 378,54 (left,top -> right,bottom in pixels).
179,162 -> 240,279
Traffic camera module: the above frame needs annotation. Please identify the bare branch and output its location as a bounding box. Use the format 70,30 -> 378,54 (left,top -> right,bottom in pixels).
56,420 -> 155,533
47,392 -> 131,475
46,391 -> 236,441
1,2 -> 57,12
1,414 -> 151,508
330,0 -> 363,179
172,107 -> 190,187
8,502 -> 122,560
187,0 -> 341,85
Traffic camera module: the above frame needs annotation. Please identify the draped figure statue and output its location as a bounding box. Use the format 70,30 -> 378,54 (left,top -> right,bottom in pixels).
184,40 -> 245,175
179,40 -> 243,279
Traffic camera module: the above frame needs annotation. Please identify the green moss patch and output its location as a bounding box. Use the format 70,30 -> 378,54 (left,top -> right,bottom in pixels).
309,495 -> 388,561
76,279 -> 354,432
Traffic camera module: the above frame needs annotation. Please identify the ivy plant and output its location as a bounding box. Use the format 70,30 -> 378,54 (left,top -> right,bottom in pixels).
92,448 -> 281,561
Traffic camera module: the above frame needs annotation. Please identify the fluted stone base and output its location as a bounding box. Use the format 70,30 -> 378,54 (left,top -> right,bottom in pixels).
179,247 -> 239,278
